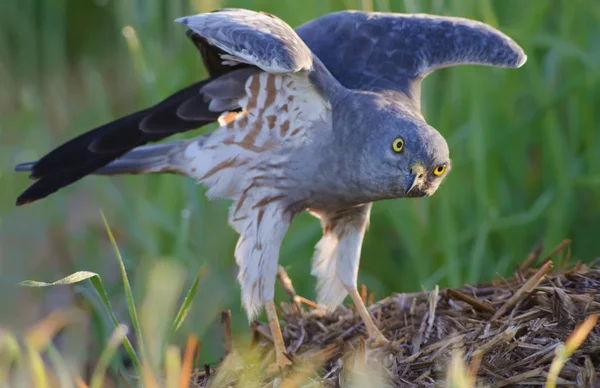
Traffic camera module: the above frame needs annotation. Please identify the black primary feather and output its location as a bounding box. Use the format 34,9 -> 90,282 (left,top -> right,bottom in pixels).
16,80 -> 217,205
15,30 -> 253,206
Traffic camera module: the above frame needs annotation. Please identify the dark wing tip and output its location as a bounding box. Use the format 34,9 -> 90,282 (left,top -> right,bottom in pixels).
15,189 -> 37,206
15,197 -> 31,206
15,175 -> 67,207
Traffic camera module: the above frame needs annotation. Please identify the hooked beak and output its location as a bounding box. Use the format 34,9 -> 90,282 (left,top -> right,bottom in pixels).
405,162 -> 425,195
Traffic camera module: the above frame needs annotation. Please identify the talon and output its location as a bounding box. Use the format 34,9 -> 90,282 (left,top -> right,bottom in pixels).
279,354 -> 293,368
368,334 -> 390,348
266,354 -> 292,374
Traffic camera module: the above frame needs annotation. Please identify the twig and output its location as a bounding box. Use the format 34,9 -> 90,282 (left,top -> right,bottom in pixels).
221,310 -> 232,357
368,292 -> 375,306
490,367 -> 545,388
473,326 -> 519,358
492,260 -> 553,320
277,266 -> 304,315
447,289 -> 496,314
296,296 -> 320,310
543,239 -> 572,262
518,242 -> 544,272
424,286 -> 439,343
467,351 -> 483,387
179,335 -> 198,388
360,284 -> 367,305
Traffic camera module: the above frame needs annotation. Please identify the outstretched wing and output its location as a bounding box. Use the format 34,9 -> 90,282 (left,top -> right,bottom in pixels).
297,11 -> 526,103
174,9 -> 340,318
175,9 -> 313,74
172,9 -> 338,200
15,9 -> 338,206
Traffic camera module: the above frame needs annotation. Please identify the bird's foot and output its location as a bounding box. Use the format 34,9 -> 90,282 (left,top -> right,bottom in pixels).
276,352 -> 293,368
345,287 -> 391,349
266,352 -> 293,375
306,305 -> 329,319
367,332 -> 390,348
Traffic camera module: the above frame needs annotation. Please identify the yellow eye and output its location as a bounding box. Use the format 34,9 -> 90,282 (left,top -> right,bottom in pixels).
392,137 -> 405,153
433,164 -> 447,176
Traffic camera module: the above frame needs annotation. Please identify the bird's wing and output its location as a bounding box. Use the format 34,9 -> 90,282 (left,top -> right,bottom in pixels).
169,10 -> 344,318
176,9 -> 314,74
296,11 -> 526,105
15,8 -> 338,206
185,28 -> 252,78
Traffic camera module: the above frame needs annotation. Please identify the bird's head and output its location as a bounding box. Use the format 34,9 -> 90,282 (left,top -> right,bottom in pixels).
337,91 -> 451,200
380,118 -> 451,198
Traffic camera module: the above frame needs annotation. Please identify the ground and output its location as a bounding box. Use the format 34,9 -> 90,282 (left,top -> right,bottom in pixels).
193,242 -> 600,387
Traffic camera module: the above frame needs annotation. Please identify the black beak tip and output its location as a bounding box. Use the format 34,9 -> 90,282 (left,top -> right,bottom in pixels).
404,173 -> 417,195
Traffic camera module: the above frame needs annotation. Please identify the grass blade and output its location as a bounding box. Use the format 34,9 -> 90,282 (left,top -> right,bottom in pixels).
26,342 -> 48,388
546,314 -> 598,388
0,332 -> 21,383
140,260 -> 186,373
165,345 -> 182,388
46,344 -> 75,388
20,271 -> 141,374
100,211 -> 146,369
87,276 -> 143,376
168,266 -> 206,343
89,325 -> 128,388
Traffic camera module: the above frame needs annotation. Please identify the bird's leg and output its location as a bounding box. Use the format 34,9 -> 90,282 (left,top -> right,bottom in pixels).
265,299 -> 292,369
311,204 -> 388,347
346,286 -> 388,347
230,199 -> 293,370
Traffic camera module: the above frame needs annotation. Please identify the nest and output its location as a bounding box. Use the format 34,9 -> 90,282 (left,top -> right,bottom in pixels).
194,242 -> 600,387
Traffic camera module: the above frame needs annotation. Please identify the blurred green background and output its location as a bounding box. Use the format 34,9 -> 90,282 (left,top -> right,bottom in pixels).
1,0 -> 599,368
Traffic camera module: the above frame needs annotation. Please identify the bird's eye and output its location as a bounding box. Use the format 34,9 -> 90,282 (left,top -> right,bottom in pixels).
433,164 -> 447,176
392,137 -> 405,153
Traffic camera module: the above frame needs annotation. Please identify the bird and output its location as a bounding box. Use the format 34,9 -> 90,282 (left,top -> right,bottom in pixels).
14,8 -> 526,368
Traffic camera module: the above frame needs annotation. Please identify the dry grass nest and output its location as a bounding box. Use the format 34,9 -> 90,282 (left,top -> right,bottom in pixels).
193,241 -> 600,387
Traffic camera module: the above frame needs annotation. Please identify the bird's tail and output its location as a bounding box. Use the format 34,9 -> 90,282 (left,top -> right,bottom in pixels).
16,141 -> 193,177
91,142 -> 188,175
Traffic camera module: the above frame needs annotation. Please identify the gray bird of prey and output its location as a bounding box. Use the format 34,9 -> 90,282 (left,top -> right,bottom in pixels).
15,9 -> 526,368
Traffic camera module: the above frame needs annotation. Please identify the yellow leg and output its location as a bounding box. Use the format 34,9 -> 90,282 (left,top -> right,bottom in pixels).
265,300 -> 292,369
347,287 -> 389,347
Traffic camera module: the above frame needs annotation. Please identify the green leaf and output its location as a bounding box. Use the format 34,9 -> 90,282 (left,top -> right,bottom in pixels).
46,344 -> 75,388
21,271 -> 98,287
20,269 -> 141,374
168,266 -> 206,343
0,332 -> 21,382
100,211 -> 146,369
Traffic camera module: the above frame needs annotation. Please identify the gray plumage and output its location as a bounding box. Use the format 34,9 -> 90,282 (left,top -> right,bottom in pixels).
297,11 -> 526,101
15,8 -> 526,365
89,142 -> 191,175
175,10 -> 313,73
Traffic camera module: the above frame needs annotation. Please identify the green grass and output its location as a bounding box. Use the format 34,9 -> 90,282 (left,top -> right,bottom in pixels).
1,0 -> 599,375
